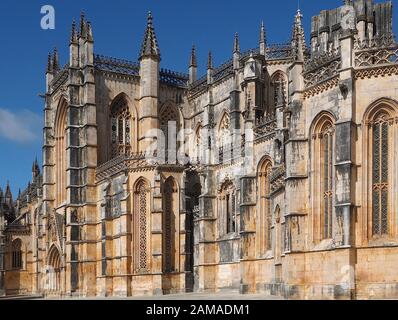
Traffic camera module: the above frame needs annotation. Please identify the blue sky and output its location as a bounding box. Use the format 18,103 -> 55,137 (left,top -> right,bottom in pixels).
0,0 -> 397,196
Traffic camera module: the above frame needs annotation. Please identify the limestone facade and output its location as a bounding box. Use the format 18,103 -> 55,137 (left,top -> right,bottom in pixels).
1,0 -> 398,299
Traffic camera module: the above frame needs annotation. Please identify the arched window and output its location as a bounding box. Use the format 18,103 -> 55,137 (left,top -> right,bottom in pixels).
12,239 -> 22,270
271,72 -> 287,115
163,177 -> 178,273
311,113 -> 335,241
133,179 -> 150,273
258,158 -> 272,254
219,180 -> 236,236
160,104 -> 179,163
370,112 -> 390,236
320,122 -> 334,239
218,112 -> 231,164
111,95 -> 132,157
55,98 -> 67,207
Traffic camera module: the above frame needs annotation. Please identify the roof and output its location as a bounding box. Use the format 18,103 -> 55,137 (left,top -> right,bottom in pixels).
94,54 -> 189,88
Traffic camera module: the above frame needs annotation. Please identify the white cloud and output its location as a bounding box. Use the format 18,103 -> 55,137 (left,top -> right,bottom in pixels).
0,108 -> 41,143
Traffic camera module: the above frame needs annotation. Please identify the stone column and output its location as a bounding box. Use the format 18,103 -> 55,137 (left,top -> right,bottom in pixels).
194,169 -> 217,293
336,29 -> 355,247
151,171 -> 163,295
239,175 -> 256,294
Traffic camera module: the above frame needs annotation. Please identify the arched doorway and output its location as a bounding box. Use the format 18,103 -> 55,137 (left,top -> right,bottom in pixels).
185,171 -> 202,291
46,245 -> 62,294
163,177 -> 178,273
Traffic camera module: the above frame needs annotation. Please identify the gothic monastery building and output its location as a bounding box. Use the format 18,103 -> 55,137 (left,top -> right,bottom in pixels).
1,0 -> 398,299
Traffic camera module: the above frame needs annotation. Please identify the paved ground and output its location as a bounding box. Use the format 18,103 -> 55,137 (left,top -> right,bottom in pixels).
3,291 -> 283,301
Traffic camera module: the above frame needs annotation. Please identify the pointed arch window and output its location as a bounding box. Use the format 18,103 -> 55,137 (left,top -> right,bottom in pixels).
312,114 -> 335,242
320,123 -> 334,239
111,96 -> 132,157
371,113 -> 390,236
12,239 -> 23,270
55,99 -> 68,207
218,113 -> 231,164
219,180 -> 236,236
258,159 -> 272,254
160,105 -> 179,163
271,72 -> 287,114
134,180 -> 150,273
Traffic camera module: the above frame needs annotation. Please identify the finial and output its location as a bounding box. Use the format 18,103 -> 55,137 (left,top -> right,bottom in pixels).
70,19 -> 78,44
80,11 -> 87,39
260,21 -> 266,45
147,11 -> 153,24
234,32 -> 240,53
87,21 -> 93,42
47,52 -> 53,73
53,47 -> 60,72
190,45 -> 197,67
5,181 -> 11,197
291,6 -> 306,61
139,11 -> 160,60
207,51 -> 213,70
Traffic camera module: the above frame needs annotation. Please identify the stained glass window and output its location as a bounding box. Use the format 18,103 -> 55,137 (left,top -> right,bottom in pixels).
12,239 -> 22,270
259,160 -> 272,253
110,96 -> 132,157
321,124 -> 334,240
372,115 -> 389,236
160,105 -> 179,163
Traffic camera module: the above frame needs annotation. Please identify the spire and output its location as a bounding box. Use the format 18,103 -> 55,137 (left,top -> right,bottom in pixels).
233,32 -> 240,53
207,51 -> 213,70
32,158 -> 40,178
87,21 -> 94,42
5,182 -> 12,202
259,21 -> 267,56
80,11 -> 87,39
53,47 -> 60,72
190,45 -> 197,67
291,9 -> 306,61
139,11 -> 160,60
46,52 -> 53,73
70,19 -> 78,44
259,21 -> 266,45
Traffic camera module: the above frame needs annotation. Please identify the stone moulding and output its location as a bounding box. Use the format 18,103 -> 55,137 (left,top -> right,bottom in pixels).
354,64 -> 398,79
50,66 -> 69,91
354,35 -> 398,68
303,76 -> 339,99
303,48 -> 341,88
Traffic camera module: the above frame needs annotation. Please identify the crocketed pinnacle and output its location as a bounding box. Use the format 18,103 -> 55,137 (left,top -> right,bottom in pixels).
70,19 -> 78,44
260,21 -> 266,45
47,52 -> 53,73
234,32 -> 240,53
291,9 -> 306,60
207,51 -> 213,70
80,11 -> 87,39
53,47 -> 60,72
190,45 -> 197,67
139,11 -> 160,60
